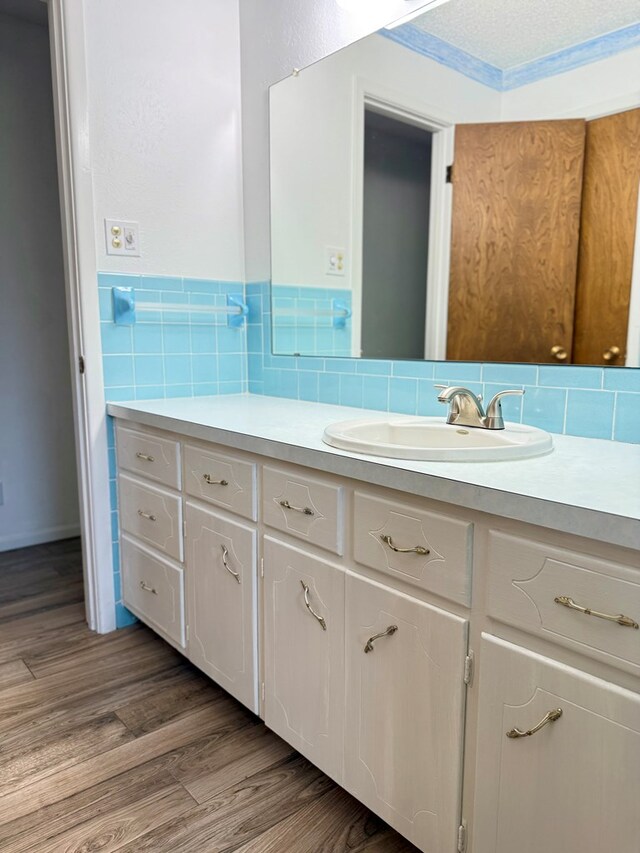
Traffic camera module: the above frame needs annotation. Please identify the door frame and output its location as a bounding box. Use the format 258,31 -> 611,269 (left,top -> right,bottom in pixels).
48,0 -> 115,632
350,77 -> 454,359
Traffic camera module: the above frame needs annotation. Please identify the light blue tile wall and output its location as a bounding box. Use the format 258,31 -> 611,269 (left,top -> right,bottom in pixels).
98,272 -> 247,400
248,282 -> 640,445
99,271 -> 247,627
271,284 -> 352,357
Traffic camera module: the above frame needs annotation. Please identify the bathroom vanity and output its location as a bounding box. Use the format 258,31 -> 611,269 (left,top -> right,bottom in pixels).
108,395 -> 640,853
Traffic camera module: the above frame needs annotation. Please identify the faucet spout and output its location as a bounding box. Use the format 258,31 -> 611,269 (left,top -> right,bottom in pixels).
436,386 -> 525,430
436,386 -> 486,429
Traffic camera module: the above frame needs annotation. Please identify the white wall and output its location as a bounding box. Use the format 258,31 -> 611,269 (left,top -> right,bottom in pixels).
271,34 -> 501,289
84,0 -> 245,281
0,11 -> 79,550
501,44 -> 640,120
239,0 -> 430,283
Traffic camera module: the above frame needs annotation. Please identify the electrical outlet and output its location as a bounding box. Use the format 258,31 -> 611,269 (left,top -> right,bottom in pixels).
105,219 -> 140,256
325,246 -> 346,276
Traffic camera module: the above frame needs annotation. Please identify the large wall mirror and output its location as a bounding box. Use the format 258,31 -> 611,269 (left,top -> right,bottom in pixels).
269,0 -> 640,366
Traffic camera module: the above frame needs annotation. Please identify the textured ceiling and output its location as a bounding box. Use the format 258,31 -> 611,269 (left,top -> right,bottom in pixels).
412,0 -> 640,68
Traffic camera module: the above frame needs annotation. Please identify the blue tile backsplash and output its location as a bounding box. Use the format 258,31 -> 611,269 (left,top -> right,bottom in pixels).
271,284 -> 352,357
246,281 -> 640,445
103,275 -> 638,629
98,272 -> 247,400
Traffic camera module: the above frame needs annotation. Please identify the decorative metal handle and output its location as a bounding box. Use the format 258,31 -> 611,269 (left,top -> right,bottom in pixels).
280,499 -> 314,516
550,345 -> 568,362
380,534 -> 429,556
221,545 -> 240,583
364,624 -> 398,653
554,595 -> 639,629
137,509 -> 157,522
300,581 -> 326,630
203,474 -> 228,486
135,452 -> 155,462
506,708 -> 562,738
139,580 -> 157,595
602,345 -> 621,362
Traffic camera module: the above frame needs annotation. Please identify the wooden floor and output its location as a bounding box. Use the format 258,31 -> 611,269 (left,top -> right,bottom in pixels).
0,539 -> 418,853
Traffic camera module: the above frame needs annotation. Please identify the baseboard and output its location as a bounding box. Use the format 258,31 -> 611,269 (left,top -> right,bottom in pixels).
0,523 -> 82,553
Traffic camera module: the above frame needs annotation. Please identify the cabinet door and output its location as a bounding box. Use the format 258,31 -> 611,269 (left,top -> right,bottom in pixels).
263,537 -> 345,782
185,502 -> 257,712
344,572 -> 468,852
473,634 -> 640,853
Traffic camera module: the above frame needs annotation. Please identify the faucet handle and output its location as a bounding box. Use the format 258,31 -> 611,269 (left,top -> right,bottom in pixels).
434,384 -> 481,401
485,389 -> 525,429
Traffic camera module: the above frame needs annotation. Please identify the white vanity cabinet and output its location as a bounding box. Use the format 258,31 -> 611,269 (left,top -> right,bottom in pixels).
262,537 -> 346,782
473,634 -> 640,853
344,572 -> 468,851
112,414 -> 639,853
185,502 -> 258,710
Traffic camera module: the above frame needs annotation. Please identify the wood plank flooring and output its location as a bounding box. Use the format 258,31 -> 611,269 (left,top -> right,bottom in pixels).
0,539 -> 418,852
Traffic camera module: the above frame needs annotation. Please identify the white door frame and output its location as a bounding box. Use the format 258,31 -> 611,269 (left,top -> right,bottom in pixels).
350,77 -> 454,359
48,0 -> 115,632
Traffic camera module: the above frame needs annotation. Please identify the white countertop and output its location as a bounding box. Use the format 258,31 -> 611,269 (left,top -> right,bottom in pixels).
107,395 -> 640,551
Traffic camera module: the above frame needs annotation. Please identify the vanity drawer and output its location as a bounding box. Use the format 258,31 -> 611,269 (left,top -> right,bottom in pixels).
487,531 -> 640,674
262,466 -> 344,555
353,492 -> 472,606
119,473 -> 183,562
116,424 -> 181,490
121,535 -> 185,649
183,444 -> 257,521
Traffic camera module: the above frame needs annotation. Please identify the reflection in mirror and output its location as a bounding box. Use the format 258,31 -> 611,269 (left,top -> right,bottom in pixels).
270,0 -> 640,366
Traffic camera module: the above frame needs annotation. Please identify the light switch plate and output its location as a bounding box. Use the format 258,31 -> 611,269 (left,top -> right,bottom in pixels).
105,219 -> 140,256
325,246 -> 346,276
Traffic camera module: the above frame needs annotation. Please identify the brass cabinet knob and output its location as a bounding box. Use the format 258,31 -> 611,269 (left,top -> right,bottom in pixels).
550,345 -> 568,362
602,346 -> 621,362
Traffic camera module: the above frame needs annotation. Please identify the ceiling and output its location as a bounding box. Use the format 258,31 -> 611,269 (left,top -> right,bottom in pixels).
0,0 -> 47,27
411,0 -> 639,69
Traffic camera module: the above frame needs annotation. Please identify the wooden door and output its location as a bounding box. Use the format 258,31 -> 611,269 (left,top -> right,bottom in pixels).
344,572 -> 468,852
185,502 -> 258,711
447,120 -> 585,363
473,635 -> 640,853
262,537 -> 345,782
573,108 -> 640,365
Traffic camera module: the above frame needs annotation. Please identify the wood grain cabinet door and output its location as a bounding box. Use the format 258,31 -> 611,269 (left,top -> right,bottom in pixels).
344,571 -> 468,853
185,502 -> 258,712
473,634 -> 640,853
262,537 -> 345,783
447,120 -> 585,363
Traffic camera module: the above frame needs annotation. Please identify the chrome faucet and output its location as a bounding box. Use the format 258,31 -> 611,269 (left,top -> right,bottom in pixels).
436,386 -> 524,430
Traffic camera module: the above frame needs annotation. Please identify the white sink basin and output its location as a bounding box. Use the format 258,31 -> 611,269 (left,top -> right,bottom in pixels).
322,416 -> 553,462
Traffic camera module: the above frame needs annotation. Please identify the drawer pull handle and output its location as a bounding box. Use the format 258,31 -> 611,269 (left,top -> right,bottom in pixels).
135,452 -> 155,462
380,535 -> 429,556
137,510 -> 157,522
221,545 -> 241,583
364,624 -> 398,653
280,499 -> 314,516
554,595 -> 639,629
139,580 -> 157,595
203,474 -> 229,486
300,581 -> 326,630
507,708 -> 562,739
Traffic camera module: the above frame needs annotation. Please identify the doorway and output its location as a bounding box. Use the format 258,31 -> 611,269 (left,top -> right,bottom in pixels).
0,1 -> 83,607
361,109 -> 433,360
